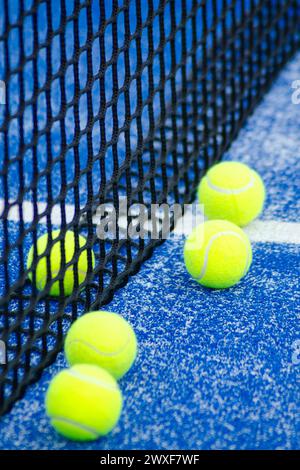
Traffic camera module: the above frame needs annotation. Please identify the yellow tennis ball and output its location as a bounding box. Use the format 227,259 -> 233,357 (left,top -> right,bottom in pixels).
27,230 -> 95,296
45,364 -> 122,441
65,311 -> 137,379
184,220 -> 252,289
198,161 -> 265,226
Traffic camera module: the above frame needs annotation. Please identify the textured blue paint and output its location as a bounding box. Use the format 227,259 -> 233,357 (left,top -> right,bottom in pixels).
0,241 -> 299,450
0,2 -> 299,451
223,56 -> 300,222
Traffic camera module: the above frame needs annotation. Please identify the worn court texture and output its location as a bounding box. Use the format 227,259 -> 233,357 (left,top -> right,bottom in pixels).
1,6 -> 300,451
0,48 -> 299,450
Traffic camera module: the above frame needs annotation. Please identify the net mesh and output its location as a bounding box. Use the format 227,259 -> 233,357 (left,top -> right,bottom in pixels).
0,0 -> 299,415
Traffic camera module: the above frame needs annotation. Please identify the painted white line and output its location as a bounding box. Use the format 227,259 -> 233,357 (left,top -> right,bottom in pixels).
1,199 -> 300,244
0,199 -> 75,225
174,208 -> 300,244
244,220 -> 300,245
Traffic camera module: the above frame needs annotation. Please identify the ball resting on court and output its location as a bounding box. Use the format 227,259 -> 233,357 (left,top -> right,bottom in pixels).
198,161 -> 265,227
27,230 -> 95,297
64,311 -> 137,380
45,364 -> 123,441
184,220 -> 252,289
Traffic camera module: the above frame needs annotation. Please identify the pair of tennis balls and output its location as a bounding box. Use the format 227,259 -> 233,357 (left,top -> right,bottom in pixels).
27,230 -> 95,297
184,161 -> 265,289
46,311 -> 137,441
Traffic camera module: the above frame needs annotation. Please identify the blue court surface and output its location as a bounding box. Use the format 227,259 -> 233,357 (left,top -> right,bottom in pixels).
0,0 -> 300,451
0,43 -> 299,449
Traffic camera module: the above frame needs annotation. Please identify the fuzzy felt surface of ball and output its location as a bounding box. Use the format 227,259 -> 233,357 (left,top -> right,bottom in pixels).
65,311 -> 137,379
198,161 -> 265,226
184,220 -> 252,289
45,364 -> 123,441
27,230 -> 95,296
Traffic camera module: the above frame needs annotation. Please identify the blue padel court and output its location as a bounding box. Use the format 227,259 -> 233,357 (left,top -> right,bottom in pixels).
0,0 -> 299,451
0,51 -> 299,451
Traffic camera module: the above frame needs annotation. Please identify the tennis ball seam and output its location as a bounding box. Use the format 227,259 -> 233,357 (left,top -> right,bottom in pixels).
206,172 -> 256,194
67,369 -> 119,393
67,335 -> 132,358
197,230 -> 251,281
50,417 -> 100,439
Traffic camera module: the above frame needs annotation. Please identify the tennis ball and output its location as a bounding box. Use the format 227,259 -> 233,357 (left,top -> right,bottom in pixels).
46,364 -> 122,441
184,220 -> 252,289
65,311 -> 137,379
198,161 -> 265,226
27,230 -> 95,296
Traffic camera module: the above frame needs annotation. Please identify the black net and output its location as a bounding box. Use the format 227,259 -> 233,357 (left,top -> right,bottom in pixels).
0,0 -> 299,415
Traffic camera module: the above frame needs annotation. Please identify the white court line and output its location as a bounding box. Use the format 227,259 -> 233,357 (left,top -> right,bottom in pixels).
244,220 -> 300,245
173,210 -> 300,244
174,208 -> 300,244
0,198 -> 300,244
0,199 -> 75,225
